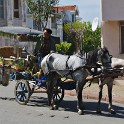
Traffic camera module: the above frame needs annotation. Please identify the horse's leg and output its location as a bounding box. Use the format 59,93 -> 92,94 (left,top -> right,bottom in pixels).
97,83 -> 103,114
47,72 -> 58,110
47,72 -> 54,109
76,80 -> 86,115
50,77 -> 59,110
107,79 -> 116,114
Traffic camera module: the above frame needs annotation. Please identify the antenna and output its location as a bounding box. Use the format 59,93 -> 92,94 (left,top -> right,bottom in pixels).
92,17 -> 99,31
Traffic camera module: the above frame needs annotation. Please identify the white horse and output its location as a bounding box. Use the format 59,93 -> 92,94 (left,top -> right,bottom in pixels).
41,47 -> 112,115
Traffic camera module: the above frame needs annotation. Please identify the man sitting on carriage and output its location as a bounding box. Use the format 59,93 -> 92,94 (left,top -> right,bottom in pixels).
32,28 -> 56,79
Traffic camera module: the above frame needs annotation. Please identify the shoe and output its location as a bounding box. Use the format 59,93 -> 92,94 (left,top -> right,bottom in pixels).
34,85 -> 40,90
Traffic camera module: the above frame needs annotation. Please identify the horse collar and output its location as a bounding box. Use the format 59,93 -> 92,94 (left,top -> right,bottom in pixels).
66,55 -> 71,69
75,54 -> 86,60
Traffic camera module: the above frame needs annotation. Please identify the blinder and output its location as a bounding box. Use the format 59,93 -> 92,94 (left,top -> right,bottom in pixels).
97,48 -> 112,66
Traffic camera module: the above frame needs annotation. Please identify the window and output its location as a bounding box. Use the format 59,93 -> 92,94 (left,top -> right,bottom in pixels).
120,22 -> 124,53
0,0 -> 4,19
51,16 -> 57,28
14,0 -> 19,18
27,8 -> 31,14
72,14 -> 75,22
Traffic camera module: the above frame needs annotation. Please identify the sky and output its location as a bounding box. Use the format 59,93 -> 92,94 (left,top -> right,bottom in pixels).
59,0 -> 101,22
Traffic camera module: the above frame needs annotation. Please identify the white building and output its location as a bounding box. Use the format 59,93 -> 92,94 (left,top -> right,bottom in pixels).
101,0 -> 124,59
0,0 -> 7,26
0,0 -> 26,26
26,5 -> 80,41
0,0 -> 80,42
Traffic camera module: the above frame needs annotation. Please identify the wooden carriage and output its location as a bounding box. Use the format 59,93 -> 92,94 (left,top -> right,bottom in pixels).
0,26 -> 61,92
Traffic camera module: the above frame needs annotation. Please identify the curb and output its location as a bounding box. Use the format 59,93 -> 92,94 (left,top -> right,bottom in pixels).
64,90 -> 124,104
114,79 -> 124,86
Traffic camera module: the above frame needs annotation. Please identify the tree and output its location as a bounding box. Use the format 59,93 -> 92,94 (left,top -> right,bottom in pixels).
83,21 -> 101,52
63,21 -> 84,53
63,21 -> 101,53
25,0 -> 59,31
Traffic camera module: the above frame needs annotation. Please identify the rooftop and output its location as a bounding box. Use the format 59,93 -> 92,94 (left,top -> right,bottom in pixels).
53,5 -> 79,15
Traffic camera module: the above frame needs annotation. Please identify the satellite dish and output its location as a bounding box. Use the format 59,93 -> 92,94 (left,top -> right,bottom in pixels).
92,17 -> 99,31
22,46 -> 27,51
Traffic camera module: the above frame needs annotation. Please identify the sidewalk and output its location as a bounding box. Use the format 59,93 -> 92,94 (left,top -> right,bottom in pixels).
64,79 -> 124,104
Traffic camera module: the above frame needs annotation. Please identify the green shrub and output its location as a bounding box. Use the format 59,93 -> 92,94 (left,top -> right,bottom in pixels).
56,42 -> 72,55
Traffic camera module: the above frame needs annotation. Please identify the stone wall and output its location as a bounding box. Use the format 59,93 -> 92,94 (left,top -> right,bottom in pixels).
0,46 -> 22,58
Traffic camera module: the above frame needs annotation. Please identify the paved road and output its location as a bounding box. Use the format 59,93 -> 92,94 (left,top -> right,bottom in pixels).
0,81 -> 124,124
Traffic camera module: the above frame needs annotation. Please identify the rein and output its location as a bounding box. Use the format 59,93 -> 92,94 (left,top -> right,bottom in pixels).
75,54 -> 87,60
83,81 -> 92,89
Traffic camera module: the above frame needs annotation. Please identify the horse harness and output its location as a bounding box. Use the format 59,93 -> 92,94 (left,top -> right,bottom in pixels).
46,52 -> 104,83
66,54 -> 102,75
66,55 -> 71,69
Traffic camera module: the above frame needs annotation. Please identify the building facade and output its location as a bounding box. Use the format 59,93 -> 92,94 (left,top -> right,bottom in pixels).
0,0 -> 7,26
51,5 -> 79,41
0,1 -> 80,42
26,5 -> 80,41
101,0 -> 124,59
0,0 -> 26,48
0,0 -> 26,27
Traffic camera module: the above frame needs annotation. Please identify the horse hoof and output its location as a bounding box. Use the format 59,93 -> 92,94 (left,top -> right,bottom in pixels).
78,109 -> 84,115
49,106 -> 54,110
96,110 -> 102,114
96,108 -> 102,114
81,106 -> 85,110
109,109 -> 116,114
53,105 -> 58,110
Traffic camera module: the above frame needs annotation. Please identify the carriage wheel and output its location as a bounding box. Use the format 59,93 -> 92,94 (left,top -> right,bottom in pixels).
53,83 -> 64,104
14,80 -> 31,105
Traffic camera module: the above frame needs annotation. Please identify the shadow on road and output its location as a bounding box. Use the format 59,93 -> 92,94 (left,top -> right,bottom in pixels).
0,97 -> 15,101
0,95 -> 123,119
59,99 -> 124,118
84,101 -> 124,118
27,96 -> 48,107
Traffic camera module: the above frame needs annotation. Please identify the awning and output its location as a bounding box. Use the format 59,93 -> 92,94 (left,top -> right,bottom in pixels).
0,26 -> 42,35
0,26 -> 43,41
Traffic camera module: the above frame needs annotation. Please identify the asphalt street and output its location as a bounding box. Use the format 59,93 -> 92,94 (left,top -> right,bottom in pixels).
0,81 -> 124,124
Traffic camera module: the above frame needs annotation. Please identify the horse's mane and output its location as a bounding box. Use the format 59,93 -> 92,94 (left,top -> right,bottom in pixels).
86,48 -> 99,65
102,47 -> 109,54
75,51 -> 83,57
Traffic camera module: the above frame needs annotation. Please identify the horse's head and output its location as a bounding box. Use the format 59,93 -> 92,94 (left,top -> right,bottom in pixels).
86,47 -> 112,68
97,47 -> 112,68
